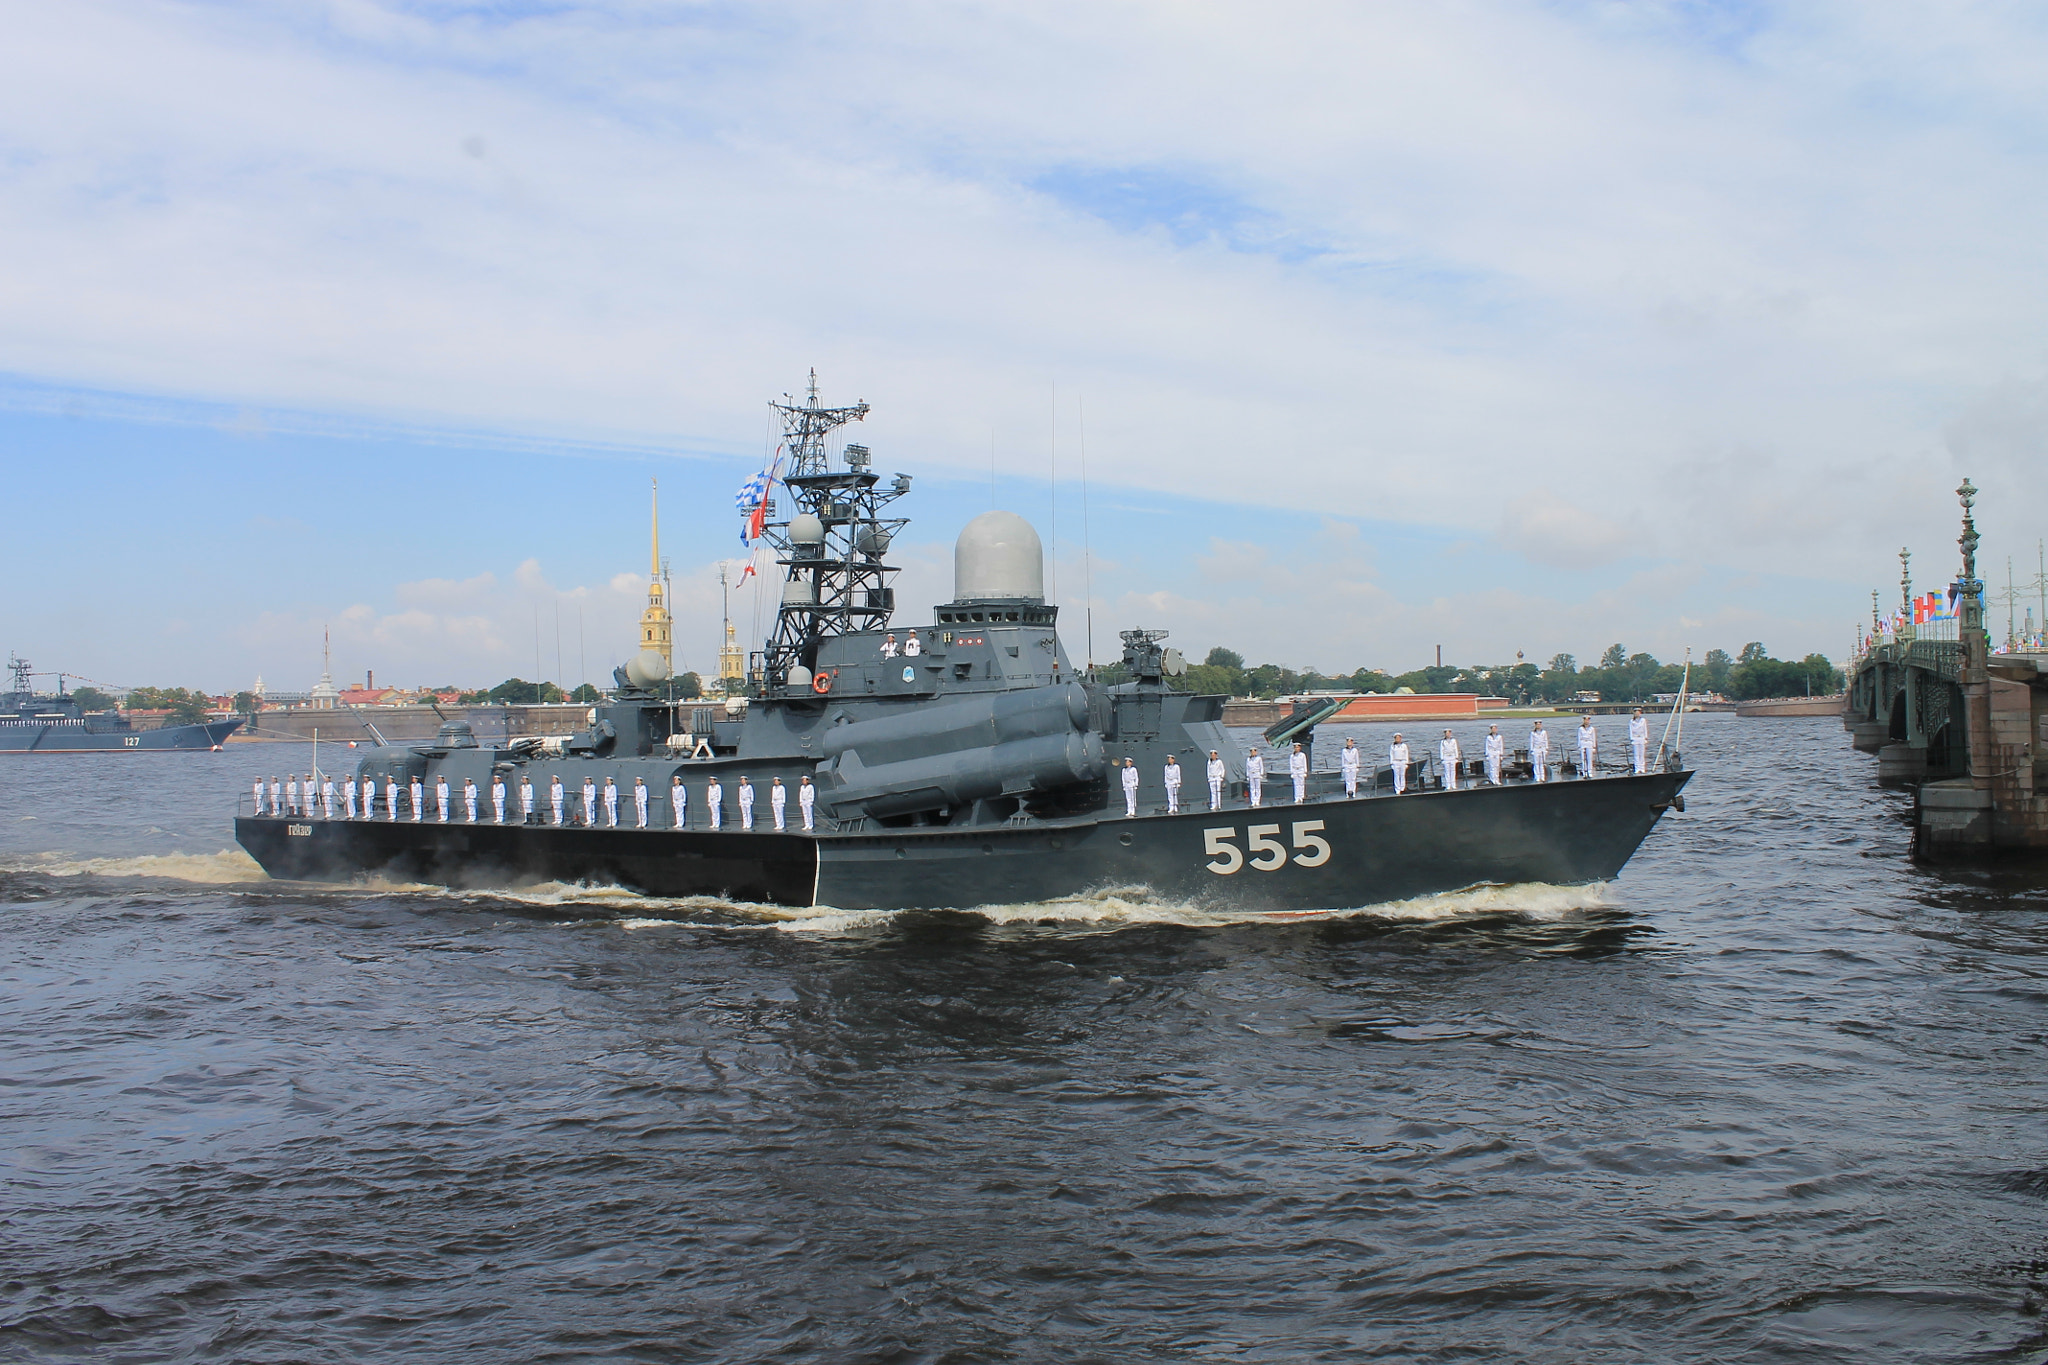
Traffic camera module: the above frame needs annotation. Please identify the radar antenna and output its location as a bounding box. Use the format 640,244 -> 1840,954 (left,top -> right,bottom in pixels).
753,374 -> 913,687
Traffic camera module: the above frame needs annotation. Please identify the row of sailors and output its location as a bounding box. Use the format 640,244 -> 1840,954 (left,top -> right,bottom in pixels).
259,712 -> 1657,826
1119,714 -> 1656,815
256,772 -> 819,831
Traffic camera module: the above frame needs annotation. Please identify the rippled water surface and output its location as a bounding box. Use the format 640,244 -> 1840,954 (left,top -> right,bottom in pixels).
7,717 -> 2048,1362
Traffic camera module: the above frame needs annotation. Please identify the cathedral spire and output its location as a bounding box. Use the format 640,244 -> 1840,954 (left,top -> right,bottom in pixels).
639,477 -> 673,675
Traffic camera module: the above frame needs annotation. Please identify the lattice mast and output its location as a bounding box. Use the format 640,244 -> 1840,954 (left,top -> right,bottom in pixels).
755,372 -> 913,686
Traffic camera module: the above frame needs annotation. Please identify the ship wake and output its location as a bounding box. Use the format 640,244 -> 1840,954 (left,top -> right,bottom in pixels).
0,850 -> 1615,935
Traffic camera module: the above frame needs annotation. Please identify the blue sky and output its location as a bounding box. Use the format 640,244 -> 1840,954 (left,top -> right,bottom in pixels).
2,1 -> 2046,692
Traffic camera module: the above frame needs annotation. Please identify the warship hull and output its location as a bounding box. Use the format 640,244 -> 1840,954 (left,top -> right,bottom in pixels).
0,718 -> 241,753
235,769 -> 1690,913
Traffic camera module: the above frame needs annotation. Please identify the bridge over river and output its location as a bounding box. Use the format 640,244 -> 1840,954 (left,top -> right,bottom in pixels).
1843,479 -> 2048,857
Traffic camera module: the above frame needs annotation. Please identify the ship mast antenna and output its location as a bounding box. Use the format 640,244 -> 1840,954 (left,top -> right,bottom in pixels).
754,373 -> 912,689
1078,393 -> 1094,669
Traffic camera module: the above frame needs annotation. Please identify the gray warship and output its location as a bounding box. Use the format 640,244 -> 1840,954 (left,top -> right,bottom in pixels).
236,380 -> 1691,912
2,656 -> 241,753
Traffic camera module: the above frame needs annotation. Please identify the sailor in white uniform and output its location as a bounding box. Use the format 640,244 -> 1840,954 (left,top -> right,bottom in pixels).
1388,734 -> 1411,794
385,775 -> 399,821
580,777 -> 597,825
707,775 -> 724,829
519,775 -> 534,824
1289,743 -> 1309,804
1576,717 -> 1598,779
410,775 -> 425,822
771,776 -> 788,829
1629,708 -> 1650,774
436,775 -> 451,822
344,774 -> 359,820
799,775 -> 816,830
1245,746 -> 1265,808
903,632 -> 922,657
1206,750 -> 1227,810
603,776 -> 620,827
492,775 -> 507,824
550,775 -> 565,826
738,777 -> 755,830
633,776 -> 649,828
1528,721 -> 1551,782
1163,755 -> 1182,814
253,777 -> 267,816
321,776 -> 336,819
462,777 -> 478,822
1340,737 -> 1361,797
1439,730 -> 1462,791
270,776 -> 283,816
1483,725 -> 1506,786
670,776 -> 688,828
1121,757 -> 1140,817
880,633 -> 899,659
285,775 -> 299,816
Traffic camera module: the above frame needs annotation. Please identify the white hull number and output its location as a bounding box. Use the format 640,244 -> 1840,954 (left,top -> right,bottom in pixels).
1202,821 -> 1331,875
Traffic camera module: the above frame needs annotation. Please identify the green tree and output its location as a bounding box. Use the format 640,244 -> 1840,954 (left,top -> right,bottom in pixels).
1182,664 -> 1239,696
1738,641 -> 1769,665
1599,643 -> 1627,670
676,671 -> 703,700
1349,667 -> 1397,694
72,686 -> 120,712
1703,648 -> 1733,688
570,683 -> 603,704
457,689 -> 491,705
488,677 -> 546,704
1622,652 -> 1660,700
1548,653 -> 1576,675
1203,646 -> 1244,671
1725,649 -> 1843,700
1801,653 -> 1846,693
1392,665 -> 1465,694
125,686 -> 211,723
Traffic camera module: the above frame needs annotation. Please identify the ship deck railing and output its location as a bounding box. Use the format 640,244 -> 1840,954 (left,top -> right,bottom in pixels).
238,757 -> 1660,831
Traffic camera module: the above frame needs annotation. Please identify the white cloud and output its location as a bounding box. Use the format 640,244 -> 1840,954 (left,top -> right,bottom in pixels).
4,0 -> 2046,677
1495,490 -> 1633,570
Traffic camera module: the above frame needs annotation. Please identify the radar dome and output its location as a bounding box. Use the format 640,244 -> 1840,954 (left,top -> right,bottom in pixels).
789,512 -> 825,545
624,649 -> 672,688
954,511 -> 1044,602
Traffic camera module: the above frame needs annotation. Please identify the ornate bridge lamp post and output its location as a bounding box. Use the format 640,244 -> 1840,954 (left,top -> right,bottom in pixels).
1956,479 -> 1986,650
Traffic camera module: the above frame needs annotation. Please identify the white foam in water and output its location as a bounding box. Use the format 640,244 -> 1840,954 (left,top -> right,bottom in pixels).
769,880 -> 1614,933
2,845 -> 1609,934
1,848 -> 271,884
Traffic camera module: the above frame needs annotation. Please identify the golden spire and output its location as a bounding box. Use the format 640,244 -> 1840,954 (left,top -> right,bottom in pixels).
639,477 -> 673,673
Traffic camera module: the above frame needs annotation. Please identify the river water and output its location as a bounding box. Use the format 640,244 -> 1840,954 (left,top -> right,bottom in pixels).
5,715 -> 2048,1362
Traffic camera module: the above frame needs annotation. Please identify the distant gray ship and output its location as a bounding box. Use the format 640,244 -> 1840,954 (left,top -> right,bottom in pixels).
237,377 -> 1689,912
1,656 -> 240,753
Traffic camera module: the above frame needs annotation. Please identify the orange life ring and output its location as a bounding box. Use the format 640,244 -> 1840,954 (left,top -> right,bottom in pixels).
812,671 -> 833,694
